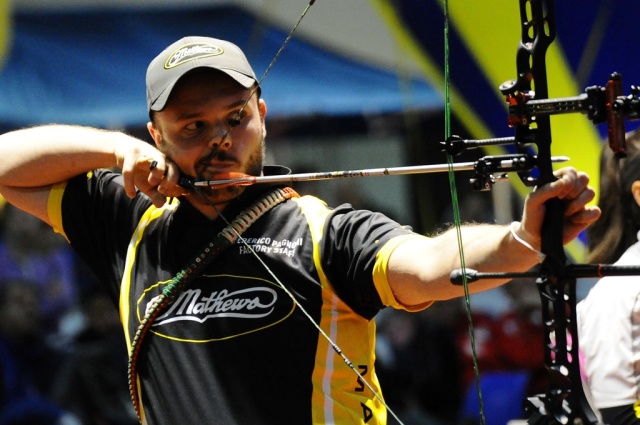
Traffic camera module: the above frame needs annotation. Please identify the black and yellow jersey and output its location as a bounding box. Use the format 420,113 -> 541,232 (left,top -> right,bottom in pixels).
47,166 -> 427,425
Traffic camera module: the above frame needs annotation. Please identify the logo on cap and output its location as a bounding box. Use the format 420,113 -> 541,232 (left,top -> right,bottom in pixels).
164,43 -> 224,69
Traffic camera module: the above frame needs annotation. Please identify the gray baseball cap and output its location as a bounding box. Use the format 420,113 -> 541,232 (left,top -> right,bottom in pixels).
146,36 -> 258,112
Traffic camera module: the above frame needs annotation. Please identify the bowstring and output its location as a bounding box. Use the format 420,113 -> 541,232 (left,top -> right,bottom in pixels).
442,0 -> 485,423
235,0 -> 316,121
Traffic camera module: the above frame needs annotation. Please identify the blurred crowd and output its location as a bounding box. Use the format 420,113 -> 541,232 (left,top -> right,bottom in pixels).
0,201 -> 138,425
375,279 -> 547,425
0,194 -> 549,425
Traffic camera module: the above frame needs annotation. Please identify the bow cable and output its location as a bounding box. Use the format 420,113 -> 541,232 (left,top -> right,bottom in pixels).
442,0 -> 486,423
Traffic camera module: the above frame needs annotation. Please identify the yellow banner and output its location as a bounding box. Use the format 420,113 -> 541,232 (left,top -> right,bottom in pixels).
370,0 -> 601,261
0,0 -> 10,67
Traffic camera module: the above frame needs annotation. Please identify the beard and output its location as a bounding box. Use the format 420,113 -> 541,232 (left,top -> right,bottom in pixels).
191,134 -> 265,206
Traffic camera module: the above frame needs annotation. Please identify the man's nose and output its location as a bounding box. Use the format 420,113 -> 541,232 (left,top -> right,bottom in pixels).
208,126 -> 232,150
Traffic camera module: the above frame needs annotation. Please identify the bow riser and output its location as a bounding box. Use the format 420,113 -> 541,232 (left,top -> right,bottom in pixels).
509,1 -> 597,422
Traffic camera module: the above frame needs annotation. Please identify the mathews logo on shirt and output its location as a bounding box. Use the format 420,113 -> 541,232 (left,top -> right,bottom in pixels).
139,275 -> 296,342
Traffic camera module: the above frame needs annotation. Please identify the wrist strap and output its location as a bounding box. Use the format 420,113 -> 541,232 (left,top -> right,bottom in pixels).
510,221 -> 546,262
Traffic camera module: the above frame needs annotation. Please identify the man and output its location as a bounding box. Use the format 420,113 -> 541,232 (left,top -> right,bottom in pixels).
0,36 -> 599,424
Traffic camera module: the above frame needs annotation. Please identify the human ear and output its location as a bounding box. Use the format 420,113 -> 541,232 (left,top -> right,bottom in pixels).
146,121 -> 162,148
259,99 -> 267,137
631,180 -> 640,207
258,99 -> 267,120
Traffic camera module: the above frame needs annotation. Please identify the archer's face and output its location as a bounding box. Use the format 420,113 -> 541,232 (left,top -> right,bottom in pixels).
148,69 -> 267,205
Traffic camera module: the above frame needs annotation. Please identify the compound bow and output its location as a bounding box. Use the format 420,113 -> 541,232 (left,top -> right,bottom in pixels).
445,0 -> 640,422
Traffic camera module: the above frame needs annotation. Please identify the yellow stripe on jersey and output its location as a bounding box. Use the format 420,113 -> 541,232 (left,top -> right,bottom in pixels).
294,195 -> 386,425
373,233 -> 433,312
47,181 -> 69,241
120,199 -> 179,350
119,198 -> 179,425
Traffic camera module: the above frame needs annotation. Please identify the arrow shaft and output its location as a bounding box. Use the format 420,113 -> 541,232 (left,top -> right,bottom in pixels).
193,162 -> 476,187
193,156 -> 568,188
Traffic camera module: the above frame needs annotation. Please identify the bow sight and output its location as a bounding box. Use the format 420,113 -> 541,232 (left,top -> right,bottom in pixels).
502,71 -> 639,160
442,72 -> 640,192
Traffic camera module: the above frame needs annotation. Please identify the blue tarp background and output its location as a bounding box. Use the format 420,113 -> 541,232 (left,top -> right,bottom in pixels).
0,6 -> 441,128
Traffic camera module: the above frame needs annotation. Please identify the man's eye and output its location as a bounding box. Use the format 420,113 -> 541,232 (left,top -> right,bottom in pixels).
185,122 -> 204,131
228,111 -> 245,128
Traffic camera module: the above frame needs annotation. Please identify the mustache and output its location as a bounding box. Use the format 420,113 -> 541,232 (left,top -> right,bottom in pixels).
201,144 -> 220,166
195,147 -> 239,175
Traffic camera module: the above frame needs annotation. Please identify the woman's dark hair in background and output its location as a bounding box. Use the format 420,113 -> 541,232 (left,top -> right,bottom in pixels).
588,130 -> 640,263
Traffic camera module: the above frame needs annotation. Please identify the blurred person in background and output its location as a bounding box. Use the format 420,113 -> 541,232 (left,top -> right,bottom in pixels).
375,307 -> 463,425
456,279 -> 546,424
0,203 -> 79,334
0,278 -> 79,425
53,288 -> 138,425
578,130 -> 640,424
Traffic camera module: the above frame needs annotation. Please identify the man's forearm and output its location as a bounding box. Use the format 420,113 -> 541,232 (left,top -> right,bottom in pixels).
0,125 -> 120,187
387,223 -> 540,304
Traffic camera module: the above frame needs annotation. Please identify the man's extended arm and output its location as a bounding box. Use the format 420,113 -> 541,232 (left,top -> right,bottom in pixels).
387,167 -> 600,304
